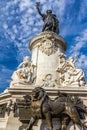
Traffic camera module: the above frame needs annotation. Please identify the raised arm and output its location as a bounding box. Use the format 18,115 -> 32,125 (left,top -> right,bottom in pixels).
36,2 -> 44,17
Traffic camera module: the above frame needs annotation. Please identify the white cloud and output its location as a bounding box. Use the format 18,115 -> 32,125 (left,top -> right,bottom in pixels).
54,0 -> 66,16
33,28 -> 38,32
69,29 -> 87,56
76,54 -> 87,81
3,23 -> 8,29
12,25 -> 18,34
77,55 -> 87,68
67,29 -> 87,81
19,0 -> 33,11
78,0 -> 87,21
27,8 -> 34,14
0,66 -> 13,88
39,0 -> 47,4
1,67 -> 12,73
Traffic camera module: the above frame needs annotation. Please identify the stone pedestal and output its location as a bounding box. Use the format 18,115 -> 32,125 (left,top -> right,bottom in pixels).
29,31 -> 67,85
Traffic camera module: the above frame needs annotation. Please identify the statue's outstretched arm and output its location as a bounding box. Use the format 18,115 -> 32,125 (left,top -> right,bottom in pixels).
36,2 -> 44,17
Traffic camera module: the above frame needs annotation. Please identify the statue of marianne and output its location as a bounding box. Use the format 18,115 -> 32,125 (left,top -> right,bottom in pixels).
36,2 -> 59,34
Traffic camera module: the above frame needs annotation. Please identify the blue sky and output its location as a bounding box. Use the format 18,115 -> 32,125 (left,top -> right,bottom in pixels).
0,0 -> 87,93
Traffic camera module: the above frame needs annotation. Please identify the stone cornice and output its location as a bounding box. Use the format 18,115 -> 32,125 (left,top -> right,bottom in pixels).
29,31 -> 67,51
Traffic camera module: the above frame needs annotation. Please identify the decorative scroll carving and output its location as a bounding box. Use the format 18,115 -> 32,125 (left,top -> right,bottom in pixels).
39,36 -> 58,56
10,56 -> 36,86
57,55 -> 86,87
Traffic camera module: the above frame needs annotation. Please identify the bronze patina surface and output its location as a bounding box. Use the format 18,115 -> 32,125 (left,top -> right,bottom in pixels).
36,2 -> 59,34
21,87 -> 87,130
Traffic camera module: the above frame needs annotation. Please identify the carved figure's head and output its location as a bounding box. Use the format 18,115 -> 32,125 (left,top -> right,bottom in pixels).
23,56 -> 30,62
22,56 -> 31,67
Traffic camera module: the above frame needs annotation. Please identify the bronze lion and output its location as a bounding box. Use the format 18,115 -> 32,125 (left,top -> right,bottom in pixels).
26,87 -> 87,130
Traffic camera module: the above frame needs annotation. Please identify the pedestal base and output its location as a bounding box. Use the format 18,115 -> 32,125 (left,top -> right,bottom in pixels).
0,85 -> 87,130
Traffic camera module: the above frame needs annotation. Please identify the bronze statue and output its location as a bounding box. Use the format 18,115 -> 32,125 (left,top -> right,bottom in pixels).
36,2 -> 59,34
25,87 -> 87,130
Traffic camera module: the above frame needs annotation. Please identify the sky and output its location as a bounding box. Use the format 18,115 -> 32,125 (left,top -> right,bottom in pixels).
0,0 -> 87,93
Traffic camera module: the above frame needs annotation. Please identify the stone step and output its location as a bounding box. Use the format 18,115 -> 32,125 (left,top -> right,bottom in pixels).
5,112 -> 21,130
0,117 -> 8,130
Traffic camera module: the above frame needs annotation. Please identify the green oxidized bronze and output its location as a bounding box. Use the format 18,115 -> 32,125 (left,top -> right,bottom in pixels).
25,87 -> 87,130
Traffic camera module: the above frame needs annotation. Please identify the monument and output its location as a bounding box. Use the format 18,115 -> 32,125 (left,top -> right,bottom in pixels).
0,2 -> 87,130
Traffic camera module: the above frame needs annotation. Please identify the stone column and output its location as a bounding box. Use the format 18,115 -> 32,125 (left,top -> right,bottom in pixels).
29,31 -> 67,85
